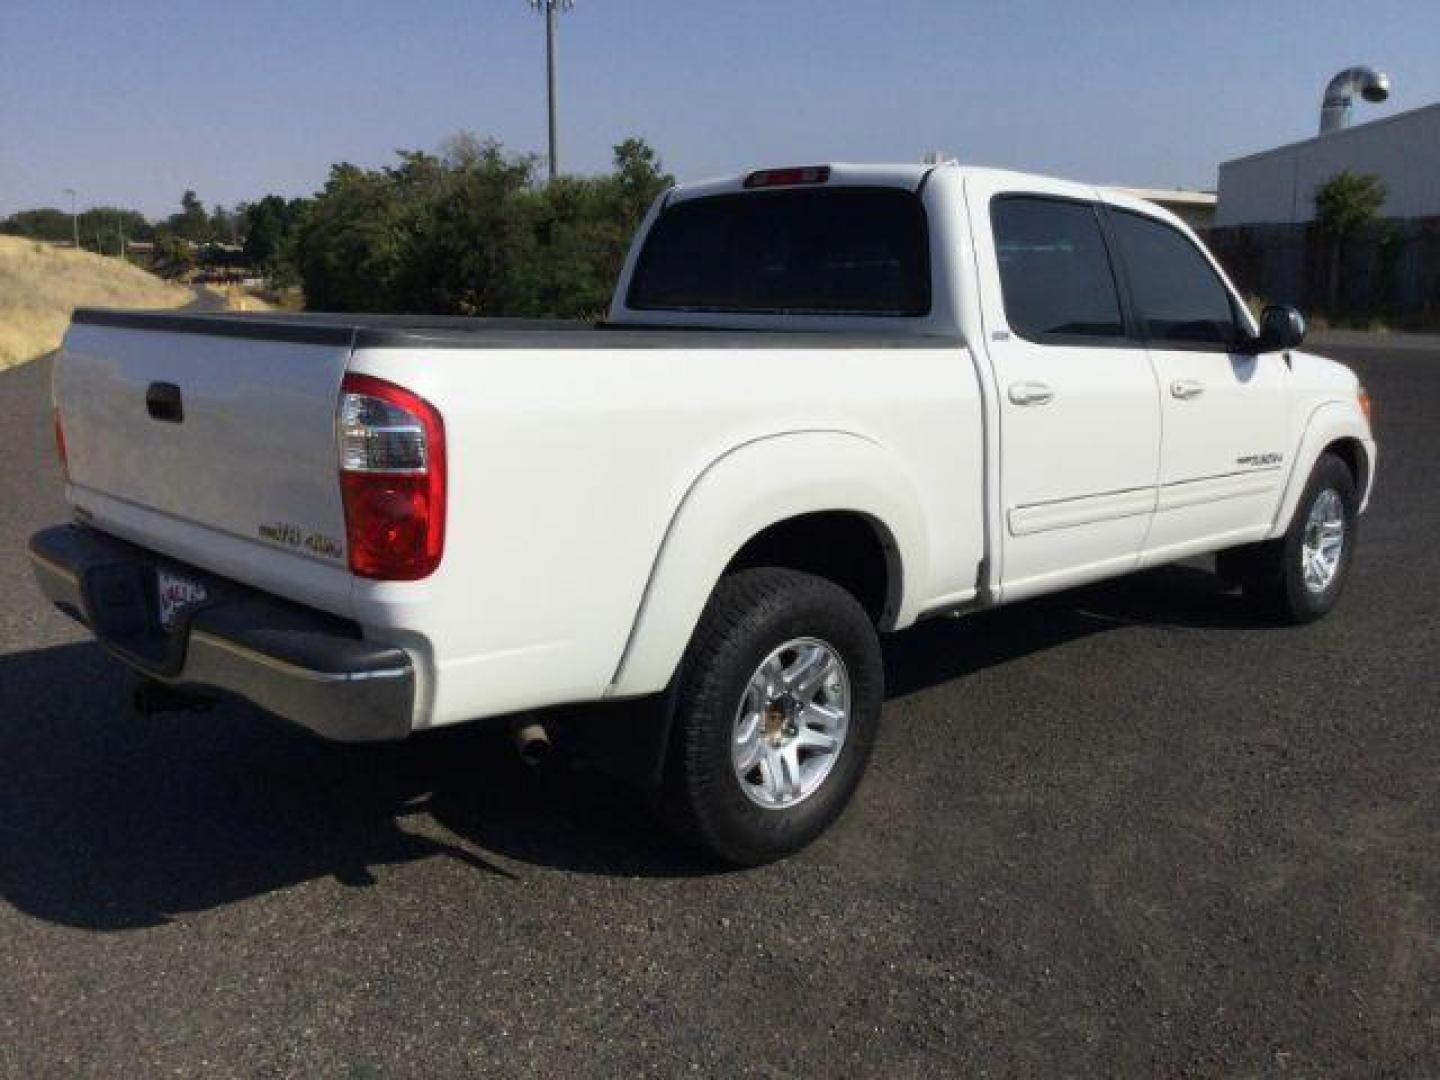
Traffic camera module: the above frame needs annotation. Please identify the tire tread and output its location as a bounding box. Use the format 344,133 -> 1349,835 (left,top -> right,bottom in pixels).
659,568 -> 881,865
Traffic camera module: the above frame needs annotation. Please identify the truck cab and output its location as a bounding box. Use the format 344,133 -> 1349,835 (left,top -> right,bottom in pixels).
610,162 -> 1372,598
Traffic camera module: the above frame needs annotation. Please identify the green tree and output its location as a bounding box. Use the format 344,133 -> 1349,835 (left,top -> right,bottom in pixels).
389,139 -> 540,314
289,133 -> 673,316
291,164 -> 408,310
151,229 -> 196,279
521,137 -> 673,316
0,208 -> 73,240
2,206 -> 152,247
1314,171 -> 1387,312
243,195 -> 308,282
167,190 -> 210,242
610,137 -> 673,233
208,204 -> 239,245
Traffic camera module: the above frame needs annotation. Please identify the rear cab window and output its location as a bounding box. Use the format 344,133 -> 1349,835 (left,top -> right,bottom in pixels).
627,188 -> 931,316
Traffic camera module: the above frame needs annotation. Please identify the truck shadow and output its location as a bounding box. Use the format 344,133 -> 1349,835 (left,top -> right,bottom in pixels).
883,561 -> 1268,698
0,563 -> 1265,931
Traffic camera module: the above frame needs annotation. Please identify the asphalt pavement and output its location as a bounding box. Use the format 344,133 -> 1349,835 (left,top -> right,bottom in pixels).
0,337 -> 1436,1077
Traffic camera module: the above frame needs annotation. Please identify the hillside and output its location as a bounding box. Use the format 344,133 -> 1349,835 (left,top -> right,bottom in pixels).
0,237 -> 191,369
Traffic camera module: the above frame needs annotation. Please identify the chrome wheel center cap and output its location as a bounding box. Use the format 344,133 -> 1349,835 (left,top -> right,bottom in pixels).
763,699 -> 796,744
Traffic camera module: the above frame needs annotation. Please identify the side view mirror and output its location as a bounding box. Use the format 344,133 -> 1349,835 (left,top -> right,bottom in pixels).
1253,304 -> 1306,353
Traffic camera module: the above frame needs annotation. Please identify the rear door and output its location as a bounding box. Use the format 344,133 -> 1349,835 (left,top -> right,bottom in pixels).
967,176 -> 1162,599
1100,203 -> 1290,560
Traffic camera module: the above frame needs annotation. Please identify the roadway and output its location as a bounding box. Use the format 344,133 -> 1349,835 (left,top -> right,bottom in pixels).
0,336 -> 1435,1075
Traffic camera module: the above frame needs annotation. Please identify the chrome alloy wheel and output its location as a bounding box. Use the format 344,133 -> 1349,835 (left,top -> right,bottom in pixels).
1302,488 -> 1346,594
732,637 -> 851,810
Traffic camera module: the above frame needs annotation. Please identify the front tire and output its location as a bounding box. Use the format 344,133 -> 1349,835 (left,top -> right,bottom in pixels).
1221,452 -> 1359,624
660,568 -> 883,866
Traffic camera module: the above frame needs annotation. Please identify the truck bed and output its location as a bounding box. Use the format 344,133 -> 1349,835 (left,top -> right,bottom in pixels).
71,308 -> 957,351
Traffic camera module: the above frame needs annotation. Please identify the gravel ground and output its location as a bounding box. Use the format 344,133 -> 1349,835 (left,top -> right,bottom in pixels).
0,338 -> 1436,1077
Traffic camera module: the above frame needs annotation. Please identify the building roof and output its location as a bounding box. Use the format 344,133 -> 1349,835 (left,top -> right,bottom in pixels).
1220,102 -> 1440,168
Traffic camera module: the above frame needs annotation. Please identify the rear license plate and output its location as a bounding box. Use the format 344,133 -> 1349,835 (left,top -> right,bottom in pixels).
156,567 -> 208,630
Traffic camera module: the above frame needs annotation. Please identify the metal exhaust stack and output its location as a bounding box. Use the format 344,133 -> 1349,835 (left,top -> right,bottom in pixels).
1320,66 -> 1391,135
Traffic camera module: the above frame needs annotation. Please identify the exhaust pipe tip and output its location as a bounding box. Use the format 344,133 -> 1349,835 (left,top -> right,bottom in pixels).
512,721 -> 553,766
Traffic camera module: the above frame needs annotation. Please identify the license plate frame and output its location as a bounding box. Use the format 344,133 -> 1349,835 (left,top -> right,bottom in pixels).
155,567 -> 209,631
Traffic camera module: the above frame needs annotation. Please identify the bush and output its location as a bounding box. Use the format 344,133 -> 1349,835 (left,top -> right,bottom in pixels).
1314,172 -> 1388,313
291,134 -> 672,317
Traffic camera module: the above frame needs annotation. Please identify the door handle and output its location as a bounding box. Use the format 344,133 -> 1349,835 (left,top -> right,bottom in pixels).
1007,381 -> 1054,407
146,382 -> 184,423
1170,379 -> 1205,401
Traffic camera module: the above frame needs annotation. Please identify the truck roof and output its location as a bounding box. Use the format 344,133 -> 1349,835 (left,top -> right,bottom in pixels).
667,163 -> 1193,231
667,162 -> 1104,202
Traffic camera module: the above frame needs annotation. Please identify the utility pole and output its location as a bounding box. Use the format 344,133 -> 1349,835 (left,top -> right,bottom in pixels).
529,0 -> 574,181
64,188 -> 78,248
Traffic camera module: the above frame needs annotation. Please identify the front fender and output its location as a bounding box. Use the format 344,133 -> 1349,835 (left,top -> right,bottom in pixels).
606,430 -> 929,697
1268,400 -> 1376,539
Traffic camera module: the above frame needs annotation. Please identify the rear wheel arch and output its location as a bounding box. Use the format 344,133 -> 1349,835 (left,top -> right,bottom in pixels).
607,431 -> 927,698
724,510 -> 901,629
657,566 -> 885,864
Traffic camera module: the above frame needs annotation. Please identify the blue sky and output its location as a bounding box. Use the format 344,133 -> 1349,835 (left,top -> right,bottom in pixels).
3,0 -> 1438,218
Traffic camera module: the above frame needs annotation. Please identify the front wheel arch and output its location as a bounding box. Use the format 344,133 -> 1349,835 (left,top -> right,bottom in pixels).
1268,401 -> 1373,541
1226,451 -> 1359,624
1325,436 -> 1370,506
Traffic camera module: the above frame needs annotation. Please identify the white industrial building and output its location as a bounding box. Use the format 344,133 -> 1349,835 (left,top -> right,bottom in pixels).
1216,102 -> 1440,227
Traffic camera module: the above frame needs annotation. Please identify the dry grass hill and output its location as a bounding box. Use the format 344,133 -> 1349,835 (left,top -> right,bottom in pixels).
0,237 -> 191,369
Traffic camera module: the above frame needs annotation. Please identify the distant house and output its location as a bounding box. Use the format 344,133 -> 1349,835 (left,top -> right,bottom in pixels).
1110,187 -> 1217,231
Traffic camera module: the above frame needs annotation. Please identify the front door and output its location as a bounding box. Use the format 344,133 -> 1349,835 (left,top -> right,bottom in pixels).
1101,203 -> 1291,560
968,178 -> 1162,600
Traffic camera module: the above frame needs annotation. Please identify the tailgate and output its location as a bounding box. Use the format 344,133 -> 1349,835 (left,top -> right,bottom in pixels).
55,313 -> 357,615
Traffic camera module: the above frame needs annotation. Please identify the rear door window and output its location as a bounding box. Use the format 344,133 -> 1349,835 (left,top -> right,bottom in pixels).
989,197 -> 1125,343
627,188 -> 930,316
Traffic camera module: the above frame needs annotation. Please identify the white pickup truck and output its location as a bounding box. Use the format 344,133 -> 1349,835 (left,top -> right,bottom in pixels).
32,163 -> 1376,864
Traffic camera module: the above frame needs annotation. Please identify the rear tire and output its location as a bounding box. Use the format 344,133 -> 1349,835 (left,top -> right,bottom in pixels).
1221,452 -> 1358,624
659,568 -> 883,866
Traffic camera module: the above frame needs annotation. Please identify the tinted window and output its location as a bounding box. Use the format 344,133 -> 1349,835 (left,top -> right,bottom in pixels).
627,188 -> 930,315
1109,210 -> 1240,347
990,197 -> 1124,341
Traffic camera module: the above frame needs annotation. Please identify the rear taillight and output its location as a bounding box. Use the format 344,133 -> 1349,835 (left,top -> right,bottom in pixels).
338,373 -> 446,580
53,406 -> 69,481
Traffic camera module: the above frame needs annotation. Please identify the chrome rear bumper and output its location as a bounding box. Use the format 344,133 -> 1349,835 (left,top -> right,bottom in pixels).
29,524 -> 414,742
